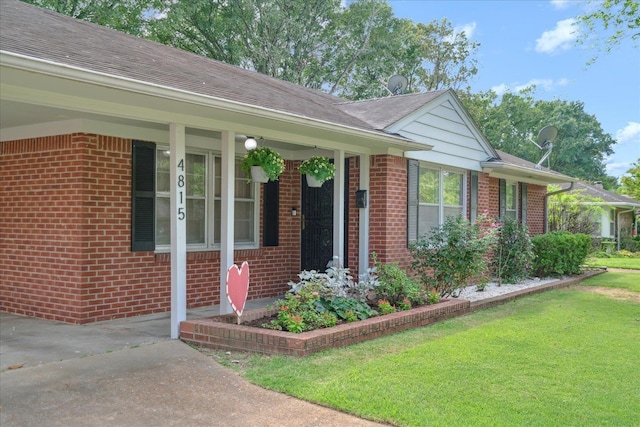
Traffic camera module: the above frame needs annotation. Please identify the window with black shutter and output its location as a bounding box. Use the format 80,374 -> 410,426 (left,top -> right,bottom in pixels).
131,140 -> 156,251
520,183 -> 528,225
407,159 -> 419,245
498,178 -> 506,219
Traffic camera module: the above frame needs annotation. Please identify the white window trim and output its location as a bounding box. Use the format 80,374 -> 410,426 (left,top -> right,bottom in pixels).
155,146 -> 260,252
417,163 -> 467,230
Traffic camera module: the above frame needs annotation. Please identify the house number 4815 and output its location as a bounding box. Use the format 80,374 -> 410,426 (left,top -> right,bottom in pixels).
177,158 -> 186,221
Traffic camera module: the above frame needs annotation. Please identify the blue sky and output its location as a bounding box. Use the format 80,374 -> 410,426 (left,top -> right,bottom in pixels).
382,0 -> 639,179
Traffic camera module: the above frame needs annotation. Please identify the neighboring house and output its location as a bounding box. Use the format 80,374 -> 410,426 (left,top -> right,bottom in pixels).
559,181 -> 640,249
0,0 -> 575,334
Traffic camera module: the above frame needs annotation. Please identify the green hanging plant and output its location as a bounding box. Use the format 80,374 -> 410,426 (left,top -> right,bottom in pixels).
298,156 -> 335,183
240,146 -> 285,182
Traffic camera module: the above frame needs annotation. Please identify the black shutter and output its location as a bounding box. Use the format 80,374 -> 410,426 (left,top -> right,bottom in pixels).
520,183 -> 528,225
470,171 -> 479,223
131,140 -> 156,251
263,180 -> 279,246
499,179 -> 506,219
407,159 -> 419,244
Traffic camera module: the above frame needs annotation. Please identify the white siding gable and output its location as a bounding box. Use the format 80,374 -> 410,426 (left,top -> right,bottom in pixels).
388,92 -> 496,171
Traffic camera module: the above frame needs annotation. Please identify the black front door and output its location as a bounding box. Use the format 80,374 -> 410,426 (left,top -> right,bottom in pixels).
300,161 -> 349,271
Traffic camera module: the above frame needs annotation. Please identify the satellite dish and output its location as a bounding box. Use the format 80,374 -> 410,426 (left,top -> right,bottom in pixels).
387,75 -> 408,95
531,125 -> 558,169
537,125 -> 558,148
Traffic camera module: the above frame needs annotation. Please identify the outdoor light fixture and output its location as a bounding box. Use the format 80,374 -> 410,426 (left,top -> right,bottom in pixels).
244,136 -> 257,151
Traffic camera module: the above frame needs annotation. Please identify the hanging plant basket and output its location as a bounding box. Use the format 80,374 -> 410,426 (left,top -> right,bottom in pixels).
240,146 -> 285,183
305,174 -> 324,187
298,156 -> 335,187
251,166 -> 269,183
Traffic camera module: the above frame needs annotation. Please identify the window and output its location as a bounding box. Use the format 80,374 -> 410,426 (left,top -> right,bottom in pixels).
155,149 -> 258,250
408,160 -> 466,242
505,181 -> 518,219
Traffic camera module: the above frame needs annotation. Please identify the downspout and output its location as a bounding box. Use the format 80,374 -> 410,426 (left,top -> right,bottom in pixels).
544,183 -> 575,233
617,208 -> 635,251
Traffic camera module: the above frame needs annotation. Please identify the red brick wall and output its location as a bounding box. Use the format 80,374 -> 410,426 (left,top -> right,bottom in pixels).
1,135 -> 550,324
526,184 -> 546,235
1,135 -> 297,324
369,155 -> 411,270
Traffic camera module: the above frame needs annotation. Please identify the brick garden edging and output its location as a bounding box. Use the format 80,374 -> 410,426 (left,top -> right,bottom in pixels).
180,270 -> 605,356
180,298 -> 470,356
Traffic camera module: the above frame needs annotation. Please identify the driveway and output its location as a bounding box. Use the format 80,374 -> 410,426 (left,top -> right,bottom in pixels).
0,309 -> 385,426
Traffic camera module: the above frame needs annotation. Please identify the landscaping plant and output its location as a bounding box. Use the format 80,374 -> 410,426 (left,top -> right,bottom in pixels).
490,216 -> 535,285
532,231 -> 591,276
371,253 -> 426,306
410,214 -> 495,298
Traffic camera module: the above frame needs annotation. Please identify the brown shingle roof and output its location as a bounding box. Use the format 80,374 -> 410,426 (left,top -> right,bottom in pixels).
336,91 -> 448,130
0,0 -> 374,131
560,181 -> 640,206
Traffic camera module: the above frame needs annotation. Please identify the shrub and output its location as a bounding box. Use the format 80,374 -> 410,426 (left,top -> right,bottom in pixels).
410,215 -> 494,298
377,299 -> 396,315
490,216 -> 535,285
317,296 -> 378,322
262,288 -> 339,333
531,232 -> 591,277
372,253 -> 426,306
288,258 -> 379,302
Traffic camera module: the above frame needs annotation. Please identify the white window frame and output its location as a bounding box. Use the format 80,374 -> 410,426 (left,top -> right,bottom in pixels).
155,147 -> 260,252
416,163 -> 467,237
505,181 -> 518,220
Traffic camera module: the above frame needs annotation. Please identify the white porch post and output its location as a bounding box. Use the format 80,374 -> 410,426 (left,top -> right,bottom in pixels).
358,154 -> 370,275
333,149 -> 346,266
170,123 -> 187,339
219,131 -> 234,315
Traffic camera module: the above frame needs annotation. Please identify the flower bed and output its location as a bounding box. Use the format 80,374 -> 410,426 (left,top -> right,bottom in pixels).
180,298 -> 470,356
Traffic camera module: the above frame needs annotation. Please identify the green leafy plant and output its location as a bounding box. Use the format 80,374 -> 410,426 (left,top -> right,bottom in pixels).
532,231 -> 591,277
240,146 -> 285,182
318,296 -> 378,321
410,214 -> 496,298
490,216 -> 535,285
371,253 -> 426,306
262,287 -> 338,333
298,156 -> 335,183
377,299 -> 396,315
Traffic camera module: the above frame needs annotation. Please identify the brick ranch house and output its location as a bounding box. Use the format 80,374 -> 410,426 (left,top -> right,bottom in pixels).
1,0 -> 576,336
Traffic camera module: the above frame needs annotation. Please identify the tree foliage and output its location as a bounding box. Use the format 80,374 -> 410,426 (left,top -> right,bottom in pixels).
576,0 -> 639,62
461,88 -> 617,183
21,0 -> 165,36
618,158 -> 640,200
547,184 -> 603,234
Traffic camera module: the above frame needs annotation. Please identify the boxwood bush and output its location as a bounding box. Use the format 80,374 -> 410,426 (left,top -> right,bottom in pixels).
531,231 -> 591,277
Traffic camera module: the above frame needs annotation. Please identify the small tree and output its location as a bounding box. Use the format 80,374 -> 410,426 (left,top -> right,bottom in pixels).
490,216 -> 534,285
547,184 -> 604,234
410,215 -> 495,298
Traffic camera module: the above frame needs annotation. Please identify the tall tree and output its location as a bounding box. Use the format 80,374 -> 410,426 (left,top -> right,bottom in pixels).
22,0 -> 165,36
461,88 -> 616,183
618,159 -> 640,200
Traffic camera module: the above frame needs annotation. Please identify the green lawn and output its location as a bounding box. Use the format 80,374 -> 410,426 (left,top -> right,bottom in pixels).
219,273 -> 640,426
585,256 -> 640,270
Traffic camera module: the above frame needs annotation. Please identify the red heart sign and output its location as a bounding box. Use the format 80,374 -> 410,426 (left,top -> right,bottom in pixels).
226,261 -> 249,317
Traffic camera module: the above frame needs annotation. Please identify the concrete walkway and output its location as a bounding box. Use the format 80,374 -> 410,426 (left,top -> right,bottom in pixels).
0,301 -> 386,426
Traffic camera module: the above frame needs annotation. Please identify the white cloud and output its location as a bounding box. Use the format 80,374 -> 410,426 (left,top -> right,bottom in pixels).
491,83 -> 509,96
535,18 -> 577,54
550,0 -> 571,10
456,22 -> 477,39
605,161 -> 633,177
616,122 -> 640,144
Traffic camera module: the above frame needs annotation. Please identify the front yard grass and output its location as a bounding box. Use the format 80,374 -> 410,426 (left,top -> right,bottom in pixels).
585,255 -> 640,270
219,273 -> 640,426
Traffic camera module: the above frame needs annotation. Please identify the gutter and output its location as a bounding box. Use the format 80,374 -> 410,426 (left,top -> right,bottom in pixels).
544,182 -> 575,233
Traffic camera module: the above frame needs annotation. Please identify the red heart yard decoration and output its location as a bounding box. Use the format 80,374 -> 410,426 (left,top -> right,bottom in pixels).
226,261 -> 250,317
